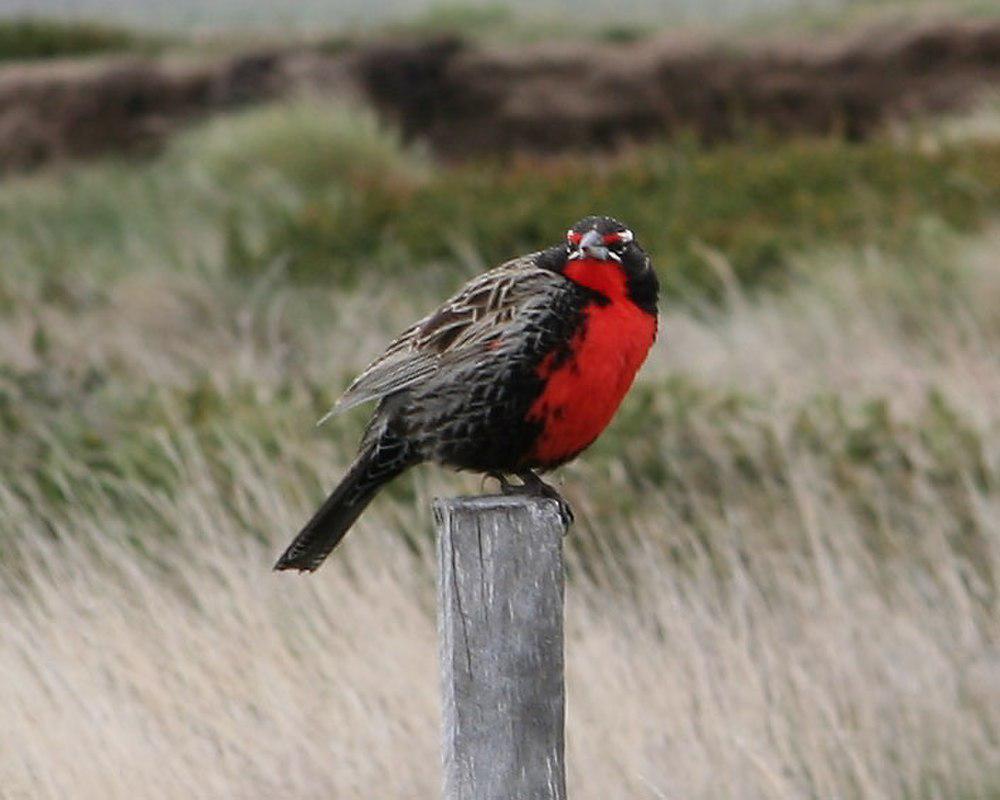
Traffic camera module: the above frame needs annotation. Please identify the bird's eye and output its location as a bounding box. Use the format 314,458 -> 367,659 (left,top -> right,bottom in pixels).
604,229 -> 634,247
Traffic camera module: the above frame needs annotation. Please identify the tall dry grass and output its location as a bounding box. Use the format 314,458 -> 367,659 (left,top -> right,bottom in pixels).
1,221 -> 998,798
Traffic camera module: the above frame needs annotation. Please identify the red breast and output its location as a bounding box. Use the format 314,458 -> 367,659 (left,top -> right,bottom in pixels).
525,258 -> 657,467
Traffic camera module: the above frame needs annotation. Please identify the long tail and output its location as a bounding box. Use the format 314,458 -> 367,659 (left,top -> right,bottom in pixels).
274,432 -> 414,572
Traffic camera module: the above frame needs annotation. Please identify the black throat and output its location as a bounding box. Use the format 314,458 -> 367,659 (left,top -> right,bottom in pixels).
621,243 -> 659,317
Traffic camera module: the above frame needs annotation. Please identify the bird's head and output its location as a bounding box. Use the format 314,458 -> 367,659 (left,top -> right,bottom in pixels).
560,215 -> 658,313
566,216 -> 634,263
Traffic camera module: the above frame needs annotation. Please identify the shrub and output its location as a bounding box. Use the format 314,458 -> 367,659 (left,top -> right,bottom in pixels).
234,136 -> 1000,297
0,18 -> 144,61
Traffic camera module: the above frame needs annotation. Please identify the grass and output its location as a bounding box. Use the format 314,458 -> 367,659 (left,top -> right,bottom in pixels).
0,17 -> 153,60
7,0 -> 997,36
277,136 -> 1000,296
381,2 -> 656,44
2,1 -> 995,68
5,99 -> 998,298
184,101 -> 429,193
384,0 -> 1000,44
0,98 -> 998,798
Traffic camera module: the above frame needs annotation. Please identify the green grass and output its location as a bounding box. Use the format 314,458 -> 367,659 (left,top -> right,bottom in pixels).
186,101 -> 428,193
5,99 -> 999,300
223,120 -> 1000,296
0,17 -> 153,61
4,0 -> 996,54
381,2 -> 656,43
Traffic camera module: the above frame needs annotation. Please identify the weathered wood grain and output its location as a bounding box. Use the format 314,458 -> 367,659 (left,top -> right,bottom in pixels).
434,495 -> 567,800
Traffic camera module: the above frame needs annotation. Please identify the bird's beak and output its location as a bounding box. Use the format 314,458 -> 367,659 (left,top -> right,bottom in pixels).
571,228 -> 610,261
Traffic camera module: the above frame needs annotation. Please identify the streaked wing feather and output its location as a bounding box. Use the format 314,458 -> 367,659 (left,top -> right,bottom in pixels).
320,354 -> 436,420
320,254 -> 562,422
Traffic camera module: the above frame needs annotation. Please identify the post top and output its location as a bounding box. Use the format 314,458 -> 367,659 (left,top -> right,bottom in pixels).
432,494 -> 563,516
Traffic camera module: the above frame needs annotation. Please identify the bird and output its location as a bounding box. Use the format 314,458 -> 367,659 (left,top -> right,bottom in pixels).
274,215 -> 659,572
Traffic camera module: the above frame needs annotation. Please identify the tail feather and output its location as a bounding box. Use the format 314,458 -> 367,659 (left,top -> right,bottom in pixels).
275,433 -> 413,572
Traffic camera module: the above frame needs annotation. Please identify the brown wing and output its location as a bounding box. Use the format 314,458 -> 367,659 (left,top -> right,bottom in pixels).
320,254 -> 567,422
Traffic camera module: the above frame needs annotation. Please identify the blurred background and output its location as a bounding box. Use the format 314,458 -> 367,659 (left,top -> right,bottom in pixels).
1,1 -> 998,798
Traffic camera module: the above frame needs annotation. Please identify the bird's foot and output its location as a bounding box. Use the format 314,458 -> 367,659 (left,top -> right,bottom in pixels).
485,471 -> 574,529
516,471 -> 574,530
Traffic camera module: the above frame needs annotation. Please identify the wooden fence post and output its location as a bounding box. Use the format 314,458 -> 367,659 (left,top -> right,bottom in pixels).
434,495 -> 568,800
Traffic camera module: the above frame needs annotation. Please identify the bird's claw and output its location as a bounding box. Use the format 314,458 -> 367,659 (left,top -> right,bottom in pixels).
516,471 -> 575,529
486,472 -> 574,529
551,494 -> 575,530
